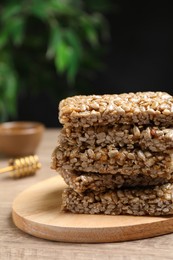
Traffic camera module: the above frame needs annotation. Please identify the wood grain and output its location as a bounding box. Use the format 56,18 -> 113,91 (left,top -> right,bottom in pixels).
12,176 -> 173,243
1,129 -> 173,259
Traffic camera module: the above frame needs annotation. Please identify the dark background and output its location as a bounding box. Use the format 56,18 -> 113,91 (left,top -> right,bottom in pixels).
18,2 -> 173,127
94,2 -> 173,95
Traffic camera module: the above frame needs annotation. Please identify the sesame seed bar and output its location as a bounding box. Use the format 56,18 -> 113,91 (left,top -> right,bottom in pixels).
59,92 -> 173,127
51,145 -> 173,178
59,169 -> 173,193
62,183 -> 173,216
60,125 -> 173,153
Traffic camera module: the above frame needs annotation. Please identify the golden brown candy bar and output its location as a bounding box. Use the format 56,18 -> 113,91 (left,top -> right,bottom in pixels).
59,92 -> 173,127
52,145 -> 173,178
59,169 -> 173,193
60,125 -> 173,153
62,183 -> 173,216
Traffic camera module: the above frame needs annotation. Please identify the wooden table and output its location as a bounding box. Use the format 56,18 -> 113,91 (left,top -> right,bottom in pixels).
1,128 -> 173,260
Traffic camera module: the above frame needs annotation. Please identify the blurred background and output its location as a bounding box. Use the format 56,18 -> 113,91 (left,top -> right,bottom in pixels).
0,0 -> 173,127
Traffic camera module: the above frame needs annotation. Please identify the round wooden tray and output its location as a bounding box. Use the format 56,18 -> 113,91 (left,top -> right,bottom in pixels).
12,176 -> 173,243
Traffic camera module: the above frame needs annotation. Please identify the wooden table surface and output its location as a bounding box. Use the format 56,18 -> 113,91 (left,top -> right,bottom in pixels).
1,128 -> 173,260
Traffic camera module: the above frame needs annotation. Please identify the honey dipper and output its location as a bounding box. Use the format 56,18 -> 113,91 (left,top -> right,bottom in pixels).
0,155 -> 41,178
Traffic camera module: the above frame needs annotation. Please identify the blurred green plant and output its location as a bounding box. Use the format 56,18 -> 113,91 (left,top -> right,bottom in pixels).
0,0 -> 111,121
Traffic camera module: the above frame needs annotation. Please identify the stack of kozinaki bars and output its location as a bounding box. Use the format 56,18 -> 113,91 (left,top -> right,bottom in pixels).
51,91 -> 173,216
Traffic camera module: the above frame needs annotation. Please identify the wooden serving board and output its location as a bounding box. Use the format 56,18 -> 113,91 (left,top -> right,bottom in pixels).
12,176 -> 173,243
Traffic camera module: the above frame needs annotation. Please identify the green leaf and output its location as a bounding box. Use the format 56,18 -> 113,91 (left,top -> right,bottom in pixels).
0,3 -> 25,47
1,3 -> 22,21
55,40 -> 72,72
46,25 -> 62,59
29,1 -> 50,19
67,50 -> 79,83
4,74 -> 18,116
80,16 -> 99,47
64,30 -> 82,83
0,57 -> 18,117
48,28 -> 82,82
29,0 -> 77,18
11,17 -> 25,45
48,0 -> 77,14
85,26 -> 98,47
0,30 -> 9,49
65,30 -> 82,57
0,17 -> 25,47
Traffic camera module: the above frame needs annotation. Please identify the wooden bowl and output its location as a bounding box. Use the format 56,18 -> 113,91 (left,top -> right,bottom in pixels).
0,122 -> 45,157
